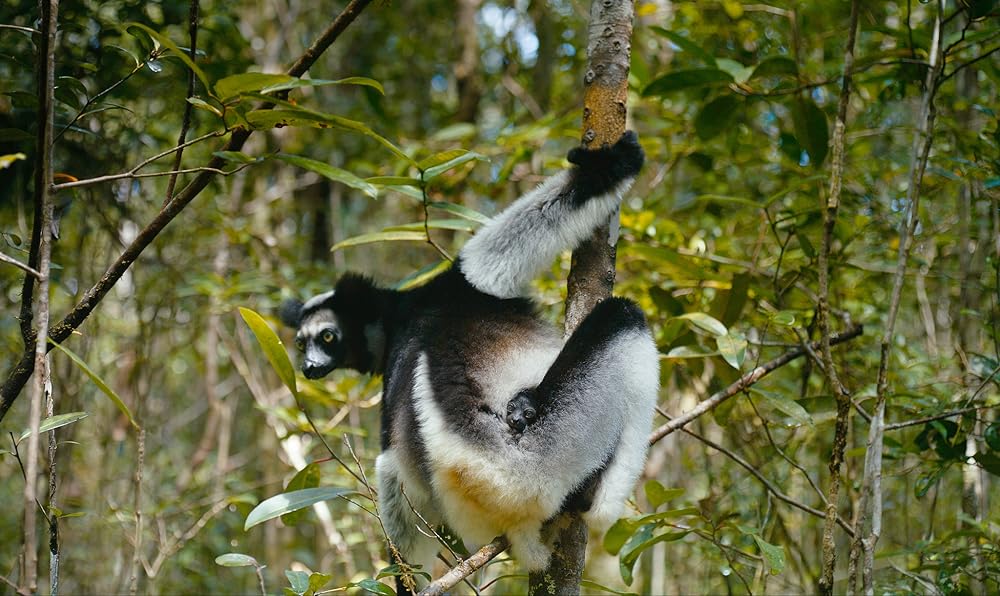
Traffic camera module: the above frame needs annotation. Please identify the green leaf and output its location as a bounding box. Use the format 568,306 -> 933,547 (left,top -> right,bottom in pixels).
674,312 -> 728,336
796,229 -> 816,258
694,95 -> 741,141
750,56 -> 798,80
19,412 -> 89,442
307,572 -> 333,593
644,480 -> 684,509
213,151 -> 258,164
642,69 -> 734,96
367,176 -> 421,187
277,153 -> 378,198
648,28 -> 716,66
238,307 -> 298,398
384,219 -> 480,233
286,569 -> 310,595
665,345 -> 717,359
790,98 -> 829,166
618,525 -> 689,585
186,97 -> 222,117
973,451 -> 1000,477
126,23 -> 211,94
715,333 -> 748,369
245,487 -> 357,530
750,389 -> 814,427
985,422 -> 1000,452
50,341 -> 139,430
428,201 -> 491,224
354,578 -> 396,595
331,231 -> 429,252
281,463 -> 321,526
604,518 -> 639,555
215,73 -> 295,102
770,311 -> 796,326
215,553 -> 259,568
752,535 -> 786,575
395,260 -> 452,291
259,76 -> 385,96
420,150 -> 487,180
715,58 -> 753,84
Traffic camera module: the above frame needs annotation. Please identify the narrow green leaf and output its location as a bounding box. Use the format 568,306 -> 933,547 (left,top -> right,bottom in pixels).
675,312 -> 728,336
259,76 -> 385,96
752,536 -> 787,575
716,333 -> 748,369
213,151 -> 258,164
750,56 -> 798,80
421,150 -> 487,180
648,28 -> 716,66
750,389 -> 814,427
770,311 -> 796,326
277,154 -> 377,198
238,307 -> 298,397
215,73 -> 295,102
395,260 -> 452,291
186,97 -> 222,117
694,95 -> 741,141
384,219 -> 480,233
664,345 -> 717,359
715,58 -> 753,84
367,176 -> 421,187
642,69 -> 734,96
604,518 -> 639,555
428,201 -> 491,224
790,97 -> 829,166
126,23 -> 211,94
19,412 -> 89,442
281,463 -> 321,526
215,553 -> 259,568
644,480 -> 684,509
245,487 -> 357,530
331,231 -> 428,252
50,341 -> 138,430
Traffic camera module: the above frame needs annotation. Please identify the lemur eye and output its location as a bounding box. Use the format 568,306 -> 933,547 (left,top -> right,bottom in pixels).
294,337 -> 305,352
507,402 -> 515,413
321,330 -> 336,344
525,408 -> 536,420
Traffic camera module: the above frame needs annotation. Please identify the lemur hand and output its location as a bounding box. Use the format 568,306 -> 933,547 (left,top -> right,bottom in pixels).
565,131 -> 645,204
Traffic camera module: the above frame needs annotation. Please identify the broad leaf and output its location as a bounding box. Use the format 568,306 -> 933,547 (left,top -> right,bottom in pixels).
644,480 -> 684,510
642,69 -> 734,96
281,463 -> 321,526
750,389 -> 814,427
245,487 -> 357,530
354,578 -> 396,595
750,56 -> 798,80
675,312 -> 728,336
259,76 -> 385,95
127,23 -> 211,93
695,95 -> 741,141
215,73 -> 295,102
215,553 -> 259,568
286,569 -> 310,595
752,535 -> 787,575
648,28 -> 716,66
790,97 -> 829,166
716,333 -> 747,369
238,307 -> 298,398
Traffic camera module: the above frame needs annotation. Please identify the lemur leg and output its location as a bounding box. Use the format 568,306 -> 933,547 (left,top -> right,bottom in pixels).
519,297 -> 659,519
460,132 -> 644,299
375,450 -> 439,591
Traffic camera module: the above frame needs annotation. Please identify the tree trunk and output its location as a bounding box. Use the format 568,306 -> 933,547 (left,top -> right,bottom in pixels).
529,2 -> 635,594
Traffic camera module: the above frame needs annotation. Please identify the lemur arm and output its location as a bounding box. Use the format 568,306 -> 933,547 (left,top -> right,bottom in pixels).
459,131 -> 645,299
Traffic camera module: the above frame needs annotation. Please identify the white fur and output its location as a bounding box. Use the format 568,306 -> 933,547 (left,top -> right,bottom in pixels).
461,173 -> 636,299
302,290 -> 335,311
375,449 -> 439,580
474,329 -> 562,412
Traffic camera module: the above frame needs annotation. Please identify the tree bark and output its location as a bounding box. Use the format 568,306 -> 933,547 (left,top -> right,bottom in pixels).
529,2 -> 635,594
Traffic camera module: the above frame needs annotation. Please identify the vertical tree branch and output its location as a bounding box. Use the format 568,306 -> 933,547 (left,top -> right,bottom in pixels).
529,2 -> 635,594
46,367 -> 58,595
852,2 -> 945,594
164,0 -> 201,203
20,0 -> 59,592
816,2 -> 860,594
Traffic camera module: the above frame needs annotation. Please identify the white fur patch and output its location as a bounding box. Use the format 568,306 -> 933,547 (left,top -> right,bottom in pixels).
461,173 -> 635,298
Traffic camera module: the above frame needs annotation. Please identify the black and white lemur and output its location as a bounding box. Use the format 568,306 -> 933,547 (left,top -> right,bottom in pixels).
280,131 -> 659,577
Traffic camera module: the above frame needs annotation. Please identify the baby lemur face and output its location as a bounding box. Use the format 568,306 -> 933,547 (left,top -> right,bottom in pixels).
505,389 -> 539,433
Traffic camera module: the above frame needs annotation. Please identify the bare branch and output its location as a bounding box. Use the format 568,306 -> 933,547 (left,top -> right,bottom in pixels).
0,252 -> 43,279
649,326 -> 863,445
418,537 -> 510,596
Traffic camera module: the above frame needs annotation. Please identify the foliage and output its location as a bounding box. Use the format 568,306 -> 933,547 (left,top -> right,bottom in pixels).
1,0 -> 999,594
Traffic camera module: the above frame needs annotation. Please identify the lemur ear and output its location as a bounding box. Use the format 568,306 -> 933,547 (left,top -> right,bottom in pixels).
333,274 -> 380,322
278,298 -> 304,328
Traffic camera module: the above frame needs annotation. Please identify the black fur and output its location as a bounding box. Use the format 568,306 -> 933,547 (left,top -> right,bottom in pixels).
565,130 -> 645,205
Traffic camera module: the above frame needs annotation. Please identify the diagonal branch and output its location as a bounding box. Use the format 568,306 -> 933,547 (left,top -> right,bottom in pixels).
0,0 -> 377,422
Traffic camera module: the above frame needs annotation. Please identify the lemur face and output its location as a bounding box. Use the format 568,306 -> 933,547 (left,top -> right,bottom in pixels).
294,309 -> 345,379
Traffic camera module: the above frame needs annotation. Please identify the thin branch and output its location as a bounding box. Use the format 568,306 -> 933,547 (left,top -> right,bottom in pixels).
53,57 -> 152,144
51,130 -> 228,190
0,573 -> 31,596
0,252 -> 43,279
939,45 -> 1000,85
0,23 -> 40,34
418,537 -> 510,596
884,405 -> 993,432
0,0 -> 377,422
164,0 -> 201,204
649,325 -> 864,445
52,163 -> 254,190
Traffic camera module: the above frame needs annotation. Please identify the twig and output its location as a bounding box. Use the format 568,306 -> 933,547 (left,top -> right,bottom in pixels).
419,182 -> 453,261
939,45 -> 1000,85
649,326 -> 863,445
128,428 -> 145,594
0,0 -> 377,423
53,56 -> 153,144
0,573 -> 31,596
164,0 -> 201,204
0,251 -> 43,279
678,425 -> 854,536
418,537 -> 510,596
884,405 -> 992,431
0,24 -> 40,34
816,2 -> 860,593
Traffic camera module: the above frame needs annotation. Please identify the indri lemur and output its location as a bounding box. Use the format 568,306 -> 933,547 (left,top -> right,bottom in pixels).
280,131 -> 659,576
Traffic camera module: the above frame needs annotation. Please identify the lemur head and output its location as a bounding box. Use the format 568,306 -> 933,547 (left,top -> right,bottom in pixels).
279,274 -> 384,378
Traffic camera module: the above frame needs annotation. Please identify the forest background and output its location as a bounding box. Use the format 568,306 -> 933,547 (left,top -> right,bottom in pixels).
1,0 -> 999,594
